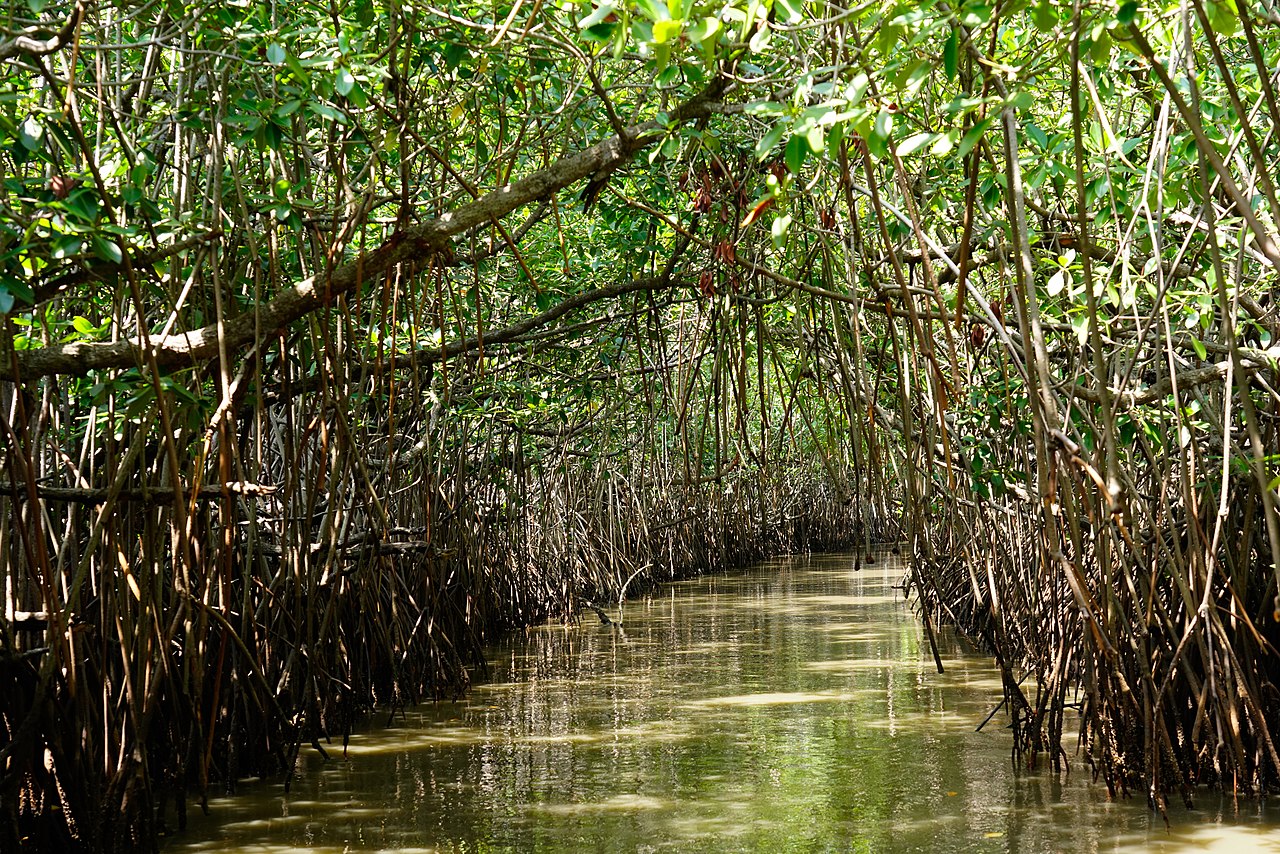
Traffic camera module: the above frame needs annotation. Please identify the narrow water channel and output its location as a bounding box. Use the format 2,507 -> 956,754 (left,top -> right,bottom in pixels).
172,553 -> 1280,852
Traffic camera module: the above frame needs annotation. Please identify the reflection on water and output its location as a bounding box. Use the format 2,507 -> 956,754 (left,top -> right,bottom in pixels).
171,554 -> 1280,853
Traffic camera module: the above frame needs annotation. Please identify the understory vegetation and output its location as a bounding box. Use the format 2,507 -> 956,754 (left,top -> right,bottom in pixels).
1,0 -> 1278,848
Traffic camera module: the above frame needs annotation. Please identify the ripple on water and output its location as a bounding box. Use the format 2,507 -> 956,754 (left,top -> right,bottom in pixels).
168,552 -> 1280,854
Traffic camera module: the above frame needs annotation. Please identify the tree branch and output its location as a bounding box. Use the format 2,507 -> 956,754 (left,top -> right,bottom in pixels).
2,81 -> 727,381
0,1 -> 85,61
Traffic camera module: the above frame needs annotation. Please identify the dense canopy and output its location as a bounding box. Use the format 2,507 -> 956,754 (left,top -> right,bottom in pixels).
2,0 -> 1279,849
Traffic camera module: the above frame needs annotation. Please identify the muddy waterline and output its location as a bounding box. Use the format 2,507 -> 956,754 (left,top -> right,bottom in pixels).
171,553 -> 1280,852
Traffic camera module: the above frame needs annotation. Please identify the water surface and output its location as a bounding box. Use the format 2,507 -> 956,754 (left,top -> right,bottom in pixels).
172,553 -> 1280,852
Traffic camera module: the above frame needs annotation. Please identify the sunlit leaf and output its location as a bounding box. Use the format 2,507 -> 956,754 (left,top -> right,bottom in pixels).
652,19 -> 682,44
896,132 -> 936,157
771,213 -> 792,248
92,237 -> 123,264
335,68 -> 356,97
18,116 -> 44,151
755,121 -> 787,160
740,197 -> 774,228
579,2 -> 617,28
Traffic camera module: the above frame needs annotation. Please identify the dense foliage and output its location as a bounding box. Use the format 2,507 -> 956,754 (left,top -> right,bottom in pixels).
1,0 -> 1278,848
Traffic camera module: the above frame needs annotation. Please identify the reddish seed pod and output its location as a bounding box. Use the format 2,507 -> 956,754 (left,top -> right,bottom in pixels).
49,176 -> 79,199
714,240 -> 736,266
699,269 -> 716,297
694,191 -> 711,213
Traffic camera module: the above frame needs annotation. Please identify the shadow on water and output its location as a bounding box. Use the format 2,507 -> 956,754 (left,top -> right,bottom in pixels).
169,553 -> 1280,853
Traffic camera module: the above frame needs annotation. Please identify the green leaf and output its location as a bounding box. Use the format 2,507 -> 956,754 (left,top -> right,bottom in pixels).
961,4 -> 993,26
877,23 -> 903,55
1205,0 -> 1238,36
635,0 -> 669,21
335,68 -> 356,97
18,116 -> 44,151
686,16 -> 721,44
654,42 -> 671,73
943,29 -> 958,81
285,54 -> 310,83
1069,314 -> 1089,346
827,122 -> 845,153
579,2 -> 617,29
865,130 -> 888,160
957,117 -> 993,159
1190,337 -> 1208,361
775,0 -> 804,24
1116,0 -> 1139,25
755,121 -> 787,160
771,213 -> 792,248
1047,269 -> 1068,296
873,110 -> 894,141
581,21 -> 616,42
749,23 -> 772,52
805,123 -> 825,154
267,42 -> 286,65
309,102 -> 347,123
72,315 -> 98,337
845,73 -> 871,106
1033,0 -> 1057,32
743,101 -> 786,117
1007,90 -> 1035,111
92,236 -> 123,264
3,277 -> 34,306
51,234 -> 83,259
652,19 -> 682,44
66,191 -> 101,223
1025,123 -> 1048,150
785,133 -> 807,174
1090,29 -> 1112,64
896,132 -> 936,157
263,120 -> 284,150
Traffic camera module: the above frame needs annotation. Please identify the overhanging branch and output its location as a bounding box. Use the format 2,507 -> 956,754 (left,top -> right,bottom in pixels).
2,81 -> 727,382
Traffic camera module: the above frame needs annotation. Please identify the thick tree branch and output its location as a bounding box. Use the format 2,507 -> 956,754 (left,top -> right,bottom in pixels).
2,82 -> 726,381
0,481 -> 276,504
1072,348 -> 1280,408
0,1 -> 85,61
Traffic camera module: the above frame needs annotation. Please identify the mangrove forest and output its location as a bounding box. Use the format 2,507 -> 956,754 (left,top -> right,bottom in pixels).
1,0 -> 1279,848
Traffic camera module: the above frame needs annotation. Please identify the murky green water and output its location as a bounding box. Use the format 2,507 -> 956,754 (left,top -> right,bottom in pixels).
171,554 -> 1280,852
